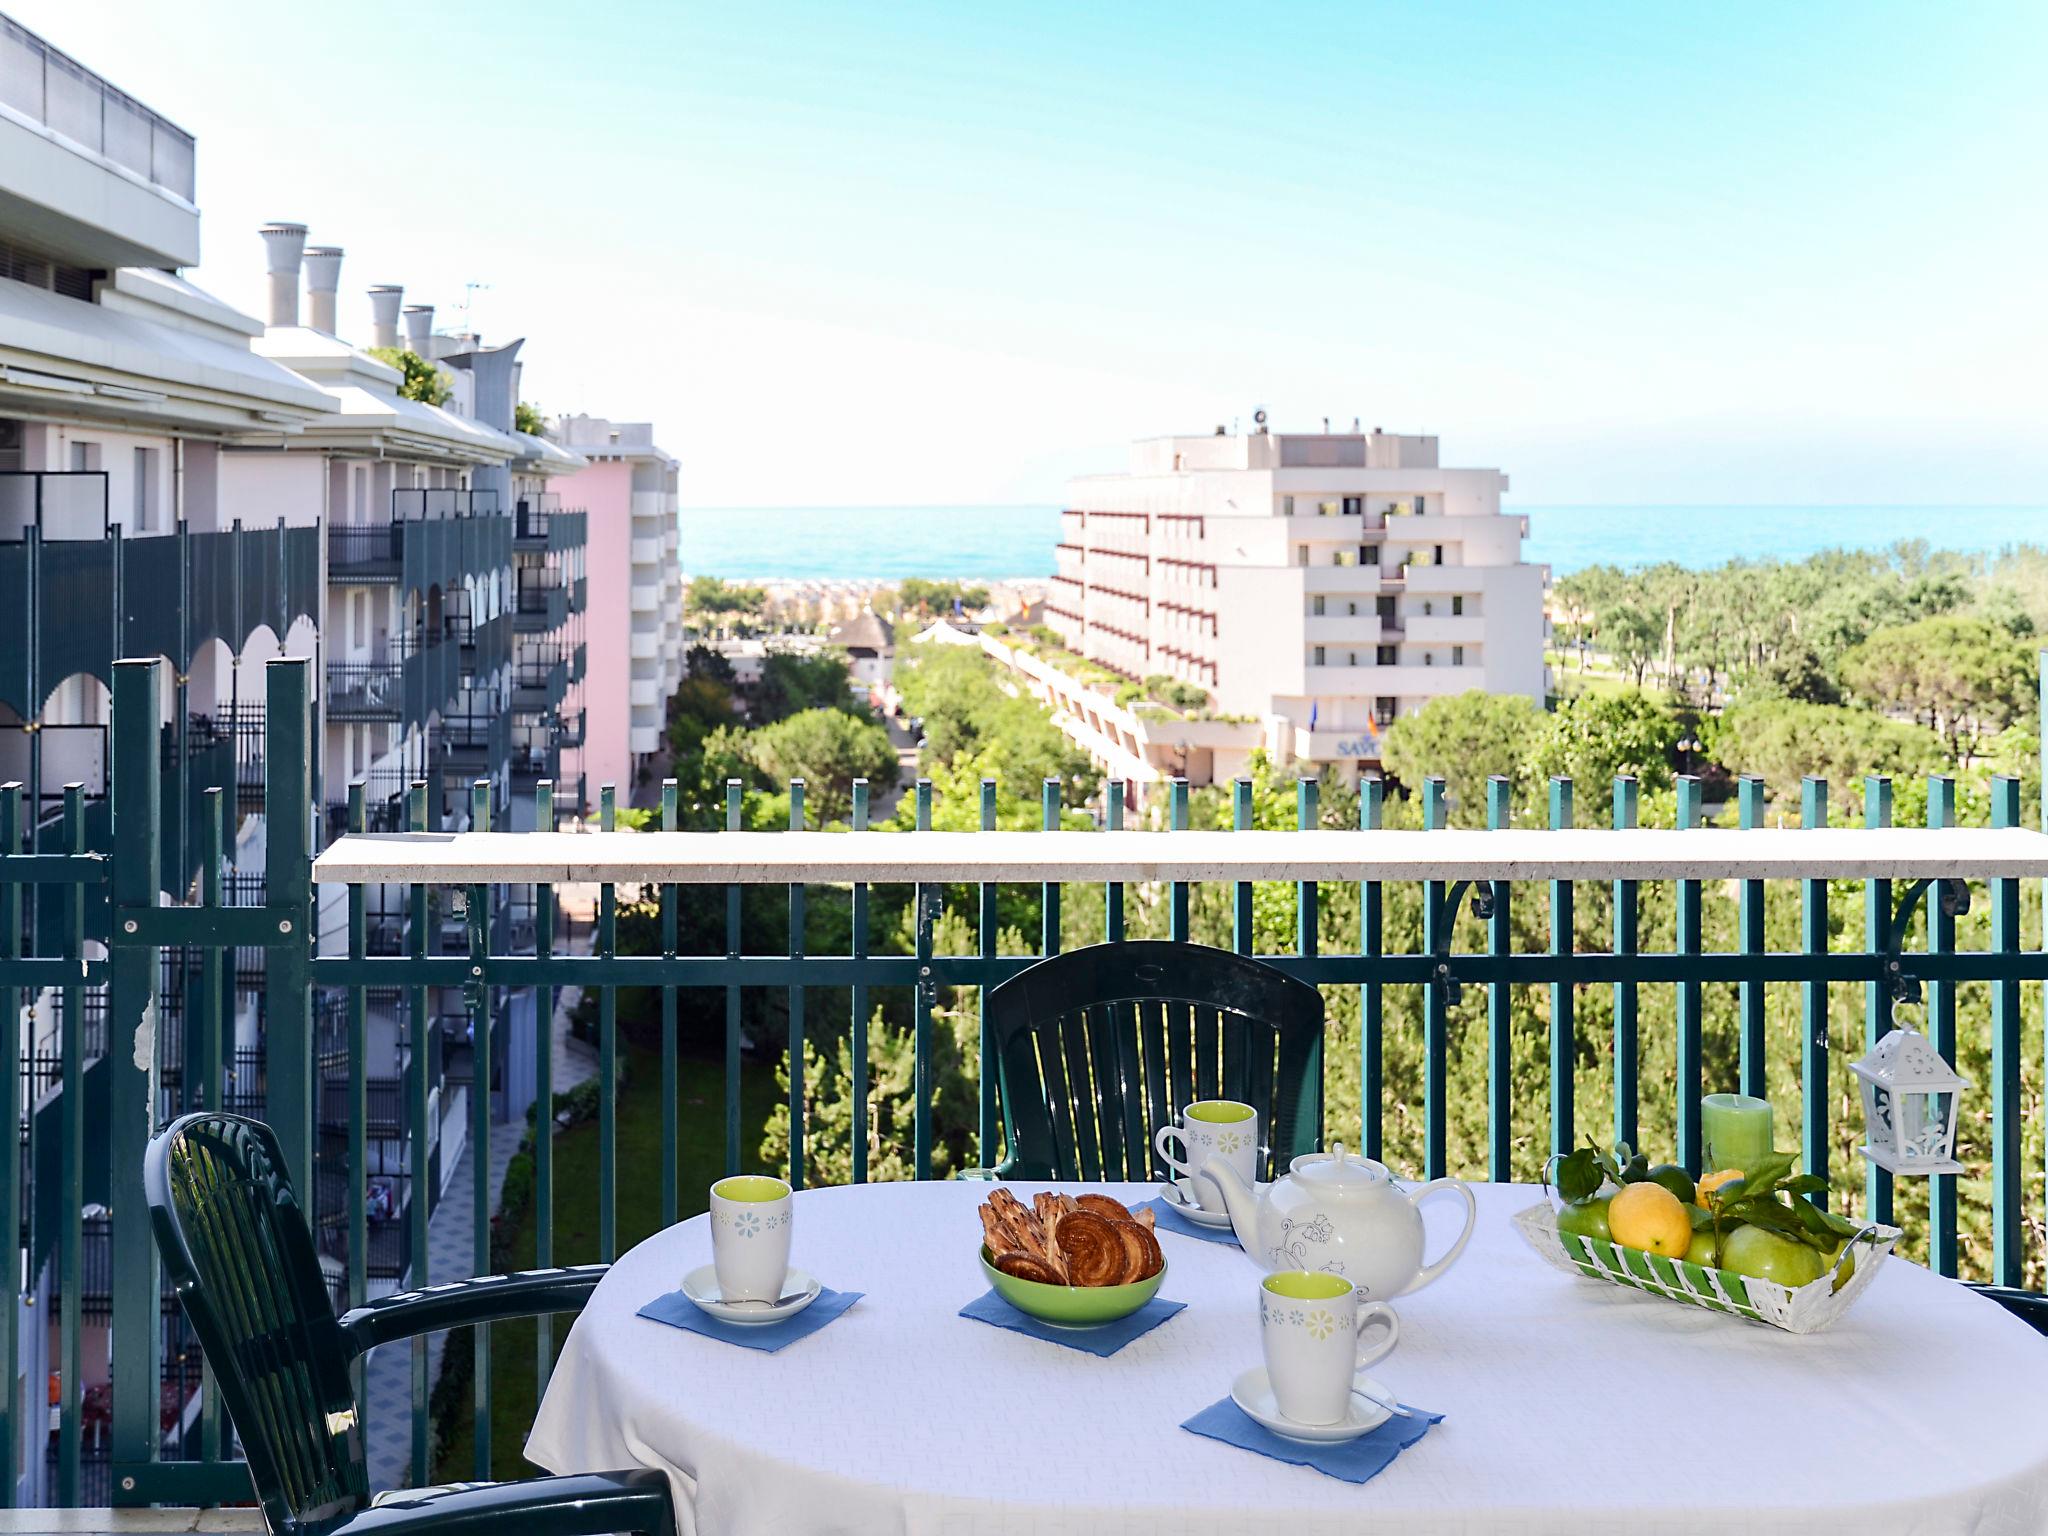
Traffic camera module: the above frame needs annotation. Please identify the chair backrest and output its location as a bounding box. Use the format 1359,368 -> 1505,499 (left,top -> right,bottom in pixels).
144,1113 -> 368,1536
985,941 -> 1325,1181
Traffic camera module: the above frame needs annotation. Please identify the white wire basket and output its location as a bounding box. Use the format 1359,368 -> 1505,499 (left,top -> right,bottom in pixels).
1512,1200 -> 1902,1335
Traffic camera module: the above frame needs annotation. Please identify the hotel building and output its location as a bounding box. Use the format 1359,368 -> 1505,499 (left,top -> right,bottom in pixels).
1020,424 -> 1545,797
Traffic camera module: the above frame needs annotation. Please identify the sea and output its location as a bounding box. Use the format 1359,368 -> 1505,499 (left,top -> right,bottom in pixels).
680,504 -> 2048,582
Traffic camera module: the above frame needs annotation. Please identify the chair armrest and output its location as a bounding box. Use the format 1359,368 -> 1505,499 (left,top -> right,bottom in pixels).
337,1265 -> 610,1356
332,1469 -> 674,1536
1969,1281 -> 2048,1336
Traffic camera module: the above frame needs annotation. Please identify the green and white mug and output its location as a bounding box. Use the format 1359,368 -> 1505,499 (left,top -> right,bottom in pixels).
709,1174 -> 793,1303
1156,1099 -> 1260,1212
1259,1270 -> 1401,1426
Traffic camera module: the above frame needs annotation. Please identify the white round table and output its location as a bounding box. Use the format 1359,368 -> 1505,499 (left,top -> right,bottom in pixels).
526,1180 -> 2048,1536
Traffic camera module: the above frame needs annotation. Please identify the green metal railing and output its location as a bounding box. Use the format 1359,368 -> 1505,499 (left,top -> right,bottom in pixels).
4,654 -> 2048,1507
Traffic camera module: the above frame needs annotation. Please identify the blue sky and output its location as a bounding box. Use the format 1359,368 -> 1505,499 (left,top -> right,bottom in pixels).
17,1 -> 2046,508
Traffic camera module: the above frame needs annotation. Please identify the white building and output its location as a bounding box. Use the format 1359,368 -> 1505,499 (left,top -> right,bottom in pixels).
1025,424 -> 1546,797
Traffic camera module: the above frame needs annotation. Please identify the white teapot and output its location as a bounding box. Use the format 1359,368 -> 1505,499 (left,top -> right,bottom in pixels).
1203,1141 -> 1479,1300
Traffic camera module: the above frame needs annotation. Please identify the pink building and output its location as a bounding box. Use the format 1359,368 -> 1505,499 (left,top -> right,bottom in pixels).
550,414 -> 683,799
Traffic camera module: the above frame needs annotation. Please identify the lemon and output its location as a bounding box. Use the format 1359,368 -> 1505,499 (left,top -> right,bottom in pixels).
1608,1181 -> 1692,1256
1696,1168 -> 1743,1208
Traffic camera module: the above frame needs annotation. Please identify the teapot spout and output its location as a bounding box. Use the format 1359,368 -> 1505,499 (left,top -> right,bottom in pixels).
1200,1154 -> 1265,1266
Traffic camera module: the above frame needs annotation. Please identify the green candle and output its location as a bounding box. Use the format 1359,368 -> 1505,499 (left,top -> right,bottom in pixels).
1702,1093 -> 1773,1172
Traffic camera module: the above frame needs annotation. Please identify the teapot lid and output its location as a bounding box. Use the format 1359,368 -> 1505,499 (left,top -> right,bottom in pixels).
1290,1142 -> 1390,1189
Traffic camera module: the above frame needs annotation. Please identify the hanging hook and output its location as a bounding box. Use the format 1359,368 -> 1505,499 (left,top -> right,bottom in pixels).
1890,994 -> 1927,1034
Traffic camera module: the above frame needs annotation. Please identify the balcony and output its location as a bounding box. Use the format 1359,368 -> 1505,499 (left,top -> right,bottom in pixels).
514,575 -> 567,632
513,493 -> 560,548
512,652 -> 568,714
0,15 -> 198,269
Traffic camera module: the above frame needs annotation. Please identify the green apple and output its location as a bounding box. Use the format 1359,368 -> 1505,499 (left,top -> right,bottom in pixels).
1647,1164 -> 1697,1205
1720,1224 -> 1825,1288
1555,1195 -> 1612,1246
1685,1230 -> 1719,1269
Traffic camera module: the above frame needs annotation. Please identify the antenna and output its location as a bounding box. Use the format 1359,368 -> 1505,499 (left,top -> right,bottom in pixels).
460,280 -> 492,333
1322,416 -> 1330,434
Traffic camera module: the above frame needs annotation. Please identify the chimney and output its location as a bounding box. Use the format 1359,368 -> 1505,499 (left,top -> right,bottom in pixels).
367,285 -> 403,349
402,304 -> 434,357
303,245 -> 343,334
259,221 -> 308,328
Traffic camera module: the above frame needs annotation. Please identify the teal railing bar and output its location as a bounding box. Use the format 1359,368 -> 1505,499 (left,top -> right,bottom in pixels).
977,778 -> 998,1162
1169,779 -> 1190,941
1486,776 -> 1512,1181
1863,776 -> 1895,1227
109,659 -> 162,1503
406,779 -> 431,1483
0,782 -> 18,1507
467,778 -> 492,1479
1612,775 -> 1640,1151
1991,776 -> 2022,1288
1297,778 -> 1319,962
598,785 -> 617,1259
724,779 -> 742,1178
1675,775 -> 1702,1173
914,779 -> 933,1180
345,784 -> 369,1427
57,785 -> 86,1503
1546,778 -> 1575,1162
1231,779 -> 1252,954
1104,780 -> 1125,943
534,780 -> 557,1386
850,779 -> 870,1183
1042,778 -> 1062,959
786,778 -> 806,1190
1800,777 -> 1830,1210
196,785 -> 225,1466
1359,778 -> 1383,1162
1927,775 -> 1956,1272
660,780 -> 678,1228
1422,776 -> 1446,1181
1737,775 -> 1766,1099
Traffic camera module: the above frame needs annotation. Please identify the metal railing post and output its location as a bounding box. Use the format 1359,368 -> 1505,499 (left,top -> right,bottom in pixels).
109,658 -> 161,1504
264,658 -> 315,1191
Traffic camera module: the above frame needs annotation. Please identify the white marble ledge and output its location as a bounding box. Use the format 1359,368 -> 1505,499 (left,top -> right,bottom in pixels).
313,825 -> 2048,886
0,1513 -> 262,1534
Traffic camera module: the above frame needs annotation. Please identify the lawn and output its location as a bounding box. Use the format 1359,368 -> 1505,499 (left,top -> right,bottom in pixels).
432,1044 -> 780,1481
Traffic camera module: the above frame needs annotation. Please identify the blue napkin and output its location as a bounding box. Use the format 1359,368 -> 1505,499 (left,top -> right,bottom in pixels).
637,1286 -> 862,1352
1131,1194 -> 1245,1246
1181,1396 -> 1443,1483
959,1289 -> 1185,1356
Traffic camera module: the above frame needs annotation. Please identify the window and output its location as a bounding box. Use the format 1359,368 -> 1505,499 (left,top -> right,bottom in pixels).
1346,601 -> 1358,616
1374,698 -> 1396,727
1296,545 -> 1309,566
1313,646 -> 1326,666
1342,496 -> 1363,516
1422,601 -> 1433,617
133,447 -> 159,532
1363,545 -> 1380,565
1376,596 -> 1397,623
1283,496 -> 1296,516
1416,495 -> 1427,515
1347,652 -> 1358,667
1452,595 -> 1464,616
1334,549 -> 1356,567
1311,596 -> 1326,616
1376,645 -> 1397,665
1452,645 -> 1466,665
1434,544 -> 1444,564
1424,652 -> 1435,667
1318,500 -> 1338,517
68,441 -> 100,471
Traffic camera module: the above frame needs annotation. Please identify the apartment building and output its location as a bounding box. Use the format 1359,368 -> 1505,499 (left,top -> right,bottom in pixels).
1029,424 -> 1545,798
551,414 -> 683,796
0,15 -> 602,1497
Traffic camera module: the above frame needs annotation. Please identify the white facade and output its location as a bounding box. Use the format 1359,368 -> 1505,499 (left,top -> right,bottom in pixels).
1038,427 -> 1547,794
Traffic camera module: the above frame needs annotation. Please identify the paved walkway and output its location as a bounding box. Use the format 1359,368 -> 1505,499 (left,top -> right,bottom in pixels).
361,991 -> 597,1491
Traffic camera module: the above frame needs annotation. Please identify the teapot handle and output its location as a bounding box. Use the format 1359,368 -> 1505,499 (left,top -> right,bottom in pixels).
1396,1179 -> 1479,1297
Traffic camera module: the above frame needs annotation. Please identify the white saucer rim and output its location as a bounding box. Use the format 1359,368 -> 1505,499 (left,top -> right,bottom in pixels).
680,1264 -> 821,1325
1156,1179 -> 1237,1227
1228,1365 -> 1393,1442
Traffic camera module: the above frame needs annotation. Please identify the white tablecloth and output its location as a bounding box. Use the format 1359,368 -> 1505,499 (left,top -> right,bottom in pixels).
526,1180 -> 2048,1536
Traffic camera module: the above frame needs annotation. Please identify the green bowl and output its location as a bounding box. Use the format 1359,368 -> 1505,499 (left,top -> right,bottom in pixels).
979,1245 -> 1166,1326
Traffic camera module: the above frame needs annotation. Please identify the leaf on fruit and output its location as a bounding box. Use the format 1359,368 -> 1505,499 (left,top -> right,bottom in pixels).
1687,1203 -> 1715,1231
1554,1147 -> 1602,1204
1784,1174 -> 1827,1197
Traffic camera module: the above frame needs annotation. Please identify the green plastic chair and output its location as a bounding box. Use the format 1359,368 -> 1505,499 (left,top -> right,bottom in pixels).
145,1112 -> 675,1536
985,940 -> 1325,1182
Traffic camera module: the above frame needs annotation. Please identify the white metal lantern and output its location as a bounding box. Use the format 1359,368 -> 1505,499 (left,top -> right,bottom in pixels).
1850,1020 -> 1968,1176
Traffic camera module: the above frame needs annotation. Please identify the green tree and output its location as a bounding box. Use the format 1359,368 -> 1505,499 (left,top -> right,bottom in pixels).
895,579 -> 992,619
1523,689 -> 1680,821
743,708 -> 899,823
365,345 -> 453,406
756,649 -> 858,723
1380,692 -> 1544,824
686,576 -> 766,636
1840,616 -> 2035,759
1702,698 -> 1943,813
1603,601 -> 1662,687
514,401 -> 546,436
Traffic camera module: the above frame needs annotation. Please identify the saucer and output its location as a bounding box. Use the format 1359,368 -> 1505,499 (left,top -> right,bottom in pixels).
1229,1366 -> 1393,1443
1157,1179 -> 1237,1229
680,1265 -> 821,1326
